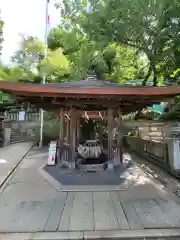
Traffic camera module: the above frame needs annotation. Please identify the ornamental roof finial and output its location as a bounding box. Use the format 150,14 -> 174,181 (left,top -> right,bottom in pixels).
86,69 -> 98,81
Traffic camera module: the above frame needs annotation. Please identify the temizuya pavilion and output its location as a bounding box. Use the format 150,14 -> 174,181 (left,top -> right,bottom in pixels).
0,74 -> 180,169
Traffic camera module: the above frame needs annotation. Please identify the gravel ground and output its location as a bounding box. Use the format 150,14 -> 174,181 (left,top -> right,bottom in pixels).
130,152 -> 180,198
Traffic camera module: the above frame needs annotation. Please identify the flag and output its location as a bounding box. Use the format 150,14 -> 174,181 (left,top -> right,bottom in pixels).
44,0 -> 49,59
46,0 -> 50,26
47,15 -> 50,25
47,0 -> 50,24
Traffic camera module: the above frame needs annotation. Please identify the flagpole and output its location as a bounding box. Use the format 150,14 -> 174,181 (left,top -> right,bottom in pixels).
39,0 -> 49,147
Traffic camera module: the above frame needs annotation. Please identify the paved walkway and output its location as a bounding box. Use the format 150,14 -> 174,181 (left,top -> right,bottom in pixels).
0,142 -> 33,187
0,146 -> 180,239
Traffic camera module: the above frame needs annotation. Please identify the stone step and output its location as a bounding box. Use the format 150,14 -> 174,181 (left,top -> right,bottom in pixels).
11,134 -> 25,138
10,140 -> 26,144
77,162 -> 108,171
10,133 -> 26,137
10,130 -> 28,143
11,131 -> 24,135
148,132 -> 164,137
1,229 -> 180,240
10,138 -> 26,142
11,134 -> 25,139
10,129 -> 27,143
10,136 -> 26,140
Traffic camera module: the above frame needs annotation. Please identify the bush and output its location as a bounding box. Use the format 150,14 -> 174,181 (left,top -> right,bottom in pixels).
160,96 -> 180,121
33,118 -> 60,146
160,103 -> 180,121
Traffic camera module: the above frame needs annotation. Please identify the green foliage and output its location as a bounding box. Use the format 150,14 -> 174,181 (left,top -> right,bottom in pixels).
0,36 -> 70,83
78,0 -> 180,86
12,36 -> 44,74
80,119 -> 98,140
39,48 -> 70,82
32,119 -> 60,146
48,25 -> 141,81
128,130 -> 137,137
2,0 -> 180,120
0,10 -> 4,56
0,63 -> 34,82
161,97 -> 180,120
1,1 -> 152,84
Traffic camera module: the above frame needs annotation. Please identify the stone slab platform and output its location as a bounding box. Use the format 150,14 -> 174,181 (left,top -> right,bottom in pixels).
1,193 -> 180,233
40,163 -> 140,191
1,229 -> 180,240
0,147 -> 180,239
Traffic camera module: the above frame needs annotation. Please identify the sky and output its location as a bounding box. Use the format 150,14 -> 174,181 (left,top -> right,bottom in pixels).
0,0 -> 60,65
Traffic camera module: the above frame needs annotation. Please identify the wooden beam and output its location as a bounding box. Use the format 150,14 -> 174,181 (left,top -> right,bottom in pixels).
16,94 -> 171,103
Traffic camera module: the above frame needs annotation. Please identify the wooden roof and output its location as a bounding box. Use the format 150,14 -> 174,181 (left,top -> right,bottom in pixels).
0,77 -> 180,114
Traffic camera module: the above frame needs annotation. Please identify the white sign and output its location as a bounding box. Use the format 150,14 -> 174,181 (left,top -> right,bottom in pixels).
48,141 -> 57,165
19,111 -> 25,121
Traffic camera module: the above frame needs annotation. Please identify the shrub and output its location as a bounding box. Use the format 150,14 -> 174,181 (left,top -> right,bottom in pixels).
33,118 -> 60,146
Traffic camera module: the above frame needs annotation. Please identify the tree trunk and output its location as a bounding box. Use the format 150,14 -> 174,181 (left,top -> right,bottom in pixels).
135,63 -> 152,118
152,64 -> 158,86
142,64 -> 152,86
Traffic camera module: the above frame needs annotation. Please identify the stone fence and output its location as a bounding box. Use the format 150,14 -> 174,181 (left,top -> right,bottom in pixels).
4,112 -> 41,121
125,136 -> 170,170
125,127 -> 180,175
123,120 -> 179,142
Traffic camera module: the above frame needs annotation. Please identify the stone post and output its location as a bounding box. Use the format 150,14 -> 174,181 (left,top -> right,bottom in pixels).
4,128 -> 11,146
169,127 -> 180,171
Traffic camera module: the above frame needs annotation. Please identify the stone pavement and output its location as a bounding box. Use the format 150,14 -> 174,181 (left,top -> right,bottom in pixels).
0,147 -> 180,239
0,142 -> 33,187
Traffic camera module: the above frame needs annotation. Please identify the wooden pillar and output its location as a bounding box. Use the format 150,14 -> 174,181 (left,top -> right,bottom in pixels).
66,113 -> 70,144
117,109 -> 123,164
58,107 -> 64,164
108,107 -> 113,169
70,106 -> 76,168
66,118 -> 68,143
99,121 -> 103,145
76,117 -> 80,145
63,116 -> 66,142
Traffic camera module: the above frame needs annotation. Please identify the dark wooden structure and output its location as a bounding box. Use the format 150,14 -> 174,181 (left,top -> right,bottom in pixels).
1,74 -> 180,169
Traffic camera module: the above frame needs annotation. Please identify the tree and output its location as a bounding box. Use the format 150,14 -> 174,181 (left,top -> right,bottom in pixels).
54,0 -> 86,18
0,65 -> 9,79
0,63 -> 30,81
11,36 -> 44,77
48,25 -> 142,81
39,48 -> 70,82
77,0 -> 180,86
0,10 -> 4,56
11,36 -> 70,83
